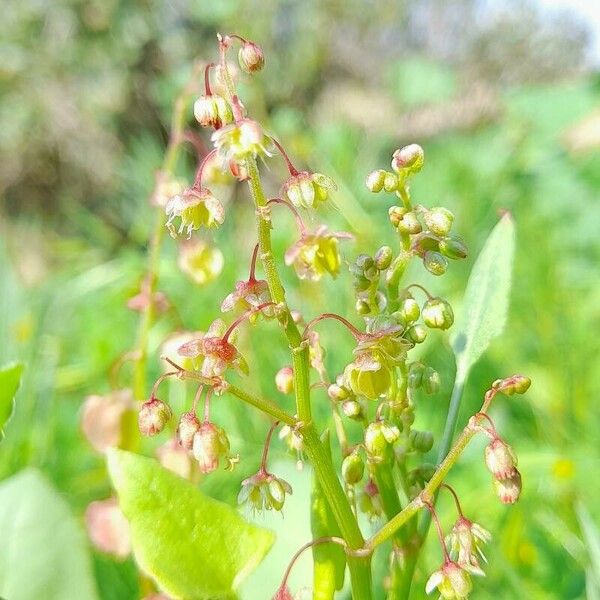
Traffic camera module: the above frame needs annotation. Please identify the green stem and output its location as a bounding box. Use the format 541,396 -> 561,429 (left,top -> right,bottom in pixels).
365,413 -> 476,549
246,158 -> 372,599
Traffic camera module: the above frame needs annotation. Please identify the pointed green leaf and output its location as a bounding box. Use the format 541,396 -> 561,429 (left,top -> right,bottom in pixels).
107,449 -> 274,599
0,469 -> 99,600
311,432 -> 346,599
452,214 -> 515,384
0,361 -> 24,438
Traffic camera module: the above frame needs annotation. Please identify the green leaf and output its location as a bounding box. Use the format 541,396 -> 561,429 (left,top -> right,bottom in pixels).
0,361 -> 24,438
310,432 -> 346,599
577,503 -> 600,596
107,448 -> 275,600
452,214 -> 515,384
0,469 -> 99,600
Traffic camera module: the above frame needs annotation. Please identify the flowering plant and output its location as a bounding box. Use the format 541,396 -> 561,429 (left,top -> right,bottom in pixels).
82,34 -> 530,600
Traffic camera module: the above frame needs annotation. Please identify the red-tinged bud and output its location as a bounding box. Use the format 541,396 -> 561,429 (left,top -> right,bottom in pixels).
238,41 -> 265,73
85,498 -> 131,558
493,375 -> 532,396
192,421 -> 230,473
138,397 -> 172,436
391,144 -> 424,176
485,438 -> 518,479
193,94 -> 233,129
273,585 -> 294,600
328,382 -> 349,401
177,411 -> 201,450
493,469 -> 522,504
275,366 -> 294,394
342,399 -> 364,420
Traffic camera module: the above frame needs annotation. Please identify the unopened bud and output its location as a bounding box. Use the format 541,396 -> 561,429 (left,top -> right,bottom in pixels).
342,399 -> 363,420
194,94 -> 233,129
494,375 -> 532,396
493,469 -> 522,504
397,296 -> 420,324
275,366 -> 294,394
391,144 -> 424,176
388,205 -> 408,228
424,207 -> 454,236
342,451 -> 365,484
238,41 -> 265,73
375,246 -> 393,270
138,398 -> 171,436
328,383 -> 349,401
366,169 -> 387,193
355,299 -> 371,315
485,438 -> 518,479
423,367 -> 441,394
406,324 -> 428,344
422,297 -> 454,330
398,211 -> 422,235
365,421 -> 400,460
408,362 -> 425,389
423,251 -> 448,276
192,422 -> 230,474
177,411 -> 201,450
439,236 -> 468,260
409,430 -> 434,453
383,171 -> 399,192
268,478 -> 286,511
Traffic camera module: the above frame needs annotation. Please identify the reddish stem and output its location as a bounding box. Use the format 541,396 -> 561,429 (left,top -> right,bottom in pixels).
150,371 -> 180,399
203,387 -> 213,423
182,131 -> 208,160
259,420 -> 280,474
405,283 -> 433,300
227,33 -> 247,45
272,139 -> 299,176
231,95 -> 245,122
222,302 -> 277,343
440,483 -> 464,518
424,501 -> 450,562
475,411 -> 499,437
248,244 -> 259,282
192,384 -> 204,413
204,63 -> 215,96
192,148 -> 217,189
266,197 -> 306,234
303,313 -> 365,342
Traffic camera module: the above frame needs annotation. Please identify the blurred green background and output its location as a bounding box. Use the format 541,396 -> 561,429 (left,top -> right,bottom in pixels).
1,0 -> 600,599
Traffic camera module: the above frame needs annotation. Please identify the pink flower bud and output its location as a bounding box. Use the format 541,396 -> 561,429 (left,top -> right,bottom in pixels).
275,366 -> 294,394
493,469 -> 522,504
391,144 -> 424,175
192,422 -> 230,473
177,411 -> 201,450
85,498 -> 131,558
138,397 -> 172,436
493,375 -> 532,395
238,41 -> 265,73
485,438 -> 518,479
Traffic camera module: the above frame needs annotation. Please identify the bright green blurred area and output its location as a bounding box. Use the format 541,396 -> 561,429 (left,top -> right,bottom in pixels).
1,1 -> 600,599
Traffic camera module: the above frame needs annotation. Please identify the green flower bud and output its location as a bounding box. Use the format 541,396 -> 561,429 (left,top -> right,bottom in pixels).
365,421 -> 400,461
406,324 -> 428,344
493,375 -> 532,396
327,382 -> 349,401
397,296 -> 420,324
439,236 -> 468,260
409,430 -> 434,453
408,362 -> 426,389
385,253 -> 410,285
375,246 -> 393,270
398,211 -> 422,235
423,251 -> 448,276
424,207 -> 454,236
355,299 -> 371,315
383,171 -> 399,192
485,438 -> 518,479
423,367 -> 441,394
341,399 -> 364,420
365,169 -> 387,193
391,144 -> 424,176
493,469 -> 522,504
342,451 -> 365,484
388,205 -> 408,228
422,297 -> 454,330
344,360 -> 392,400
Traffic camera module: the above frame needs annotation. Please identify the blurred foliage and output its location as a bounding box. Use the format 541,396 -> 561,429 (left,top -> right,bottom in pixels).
1,0 -> 600,599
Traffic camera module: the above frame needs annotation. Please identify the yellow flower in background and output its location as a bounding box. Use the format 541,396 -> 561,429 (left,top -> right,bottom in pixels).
178,239 -> 224,285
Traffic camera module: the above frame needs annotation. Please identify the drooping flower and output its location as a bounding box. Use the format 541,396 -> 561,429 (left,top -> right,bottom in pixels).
238,470 -> 293,513
221,278 -> 271,315
446,517 -> 492,575
193,94 -> 233,129
178,239 -> 224,285
176,411 -> 201,450
85,498 -> 131,559
238,40 -> 265,73
426,560 -> 475,599
177,318 -> 249,378
159,330 -> 204,372
192,421 -> 232,473
284,225 -> 352,281
212,118 -> 273,164
165,187 -> 224,238
493,469 -> 522,504
138,397 -> 172,436
282,171 -> 337,209
484,438 -> 518,480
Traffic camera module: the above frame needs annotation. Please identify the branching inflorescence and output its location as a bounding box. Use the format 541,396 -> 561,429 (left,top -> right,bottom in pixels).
82,34 -> 531,600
